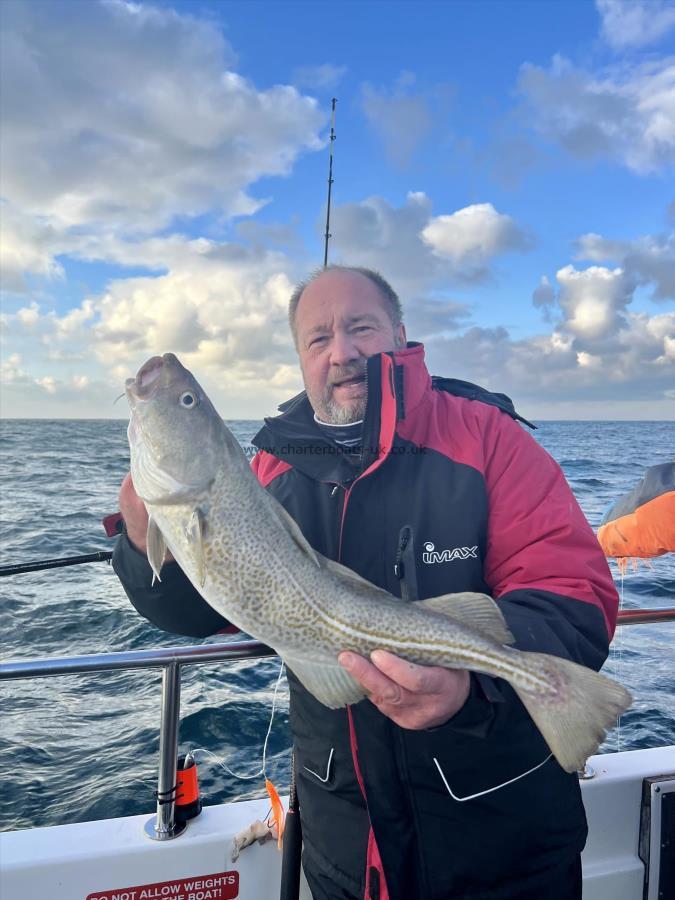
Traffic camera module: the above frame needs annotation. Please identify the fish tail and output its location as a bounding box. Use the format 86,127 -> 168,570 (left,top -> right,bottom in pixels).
513,653 -> 632,773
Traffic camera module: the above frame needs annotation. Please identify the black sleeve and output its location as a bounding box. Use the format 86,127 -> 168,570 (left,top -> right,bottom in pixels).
499,588 -> 610,670
112,530 -> 232,638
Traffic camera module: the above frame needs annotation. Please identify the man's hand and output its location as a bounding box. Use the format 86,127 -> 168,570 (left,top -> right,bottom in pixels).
119,473 -> 174,561
338,649 -> 470,730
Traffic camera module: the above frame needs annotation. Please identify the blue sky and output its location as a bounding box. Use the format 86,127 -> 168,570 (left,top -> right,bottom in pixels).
1,0 -> 674,418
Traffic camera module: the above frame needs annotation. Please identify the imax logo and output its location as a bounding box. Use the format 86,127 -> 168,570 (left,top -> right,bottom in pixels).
422,542 -> 478,564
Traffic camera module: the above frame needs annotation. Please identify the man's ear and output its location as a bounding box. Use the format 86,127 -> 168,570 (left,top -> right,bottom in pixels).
396,323 -> 407,348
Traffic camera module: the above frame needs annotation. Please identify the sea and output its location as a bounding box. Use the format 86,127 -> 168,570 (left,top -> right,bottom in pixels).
1,418 -> 674,832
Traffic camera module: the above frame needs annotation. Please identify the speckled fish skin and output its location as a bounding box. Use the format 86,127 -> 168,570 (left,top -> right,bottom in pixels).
125,353 -> 632,773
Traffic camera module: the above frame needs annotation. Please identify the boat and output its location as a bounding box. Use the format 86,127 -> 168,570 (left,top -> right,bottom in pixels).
1,607 -> 674,900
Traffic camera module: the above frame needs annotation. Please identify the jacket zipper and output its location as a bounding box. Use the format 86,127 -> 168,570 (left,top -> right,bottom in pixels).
394,525 -> 418,602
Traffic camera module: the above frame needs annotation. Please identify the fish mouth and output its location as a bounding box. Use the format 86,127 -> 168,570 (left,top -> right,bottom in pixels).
126,353 -> 180,403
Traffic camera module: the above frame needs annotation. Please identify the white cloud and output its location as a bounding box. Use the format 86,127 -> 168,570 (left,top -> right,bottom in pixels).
0,0 -> 324,233
575,230 -> 675,301
597,0 -> 675,50
421,203 -> 531,269
424,308 -> 675,411
556,264 -> 633,341
0,204 -> 67,292
329,194 -> 530,293
517,55 -> 675,174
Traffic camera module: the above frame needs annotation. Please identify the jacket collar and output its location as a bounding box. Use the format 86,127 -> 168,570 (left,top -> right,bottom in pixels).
252,342 -> 432,483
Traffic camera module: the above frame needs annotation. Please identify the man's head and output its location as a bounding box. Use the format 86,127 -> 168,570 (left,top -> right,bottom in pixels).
289,266 -> 406,424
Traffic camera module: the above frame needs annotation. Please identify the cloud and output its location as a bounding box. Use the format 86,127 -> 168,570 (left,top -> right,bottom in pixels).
532,275 -> 556,320
292,64 -> 347,90
421,204 -> 532,270
0,0 -> 324,233
424,308 -> 675,412
402,297 -> 470,339
328,193 -> 531,294
0,204 -> 68,292
597,0 -> 675,50
0,352 -> 92,400
517,55 -> 675,174
575,230 -> 675,301
360,74 -> 454,169
556,264 -> 634,341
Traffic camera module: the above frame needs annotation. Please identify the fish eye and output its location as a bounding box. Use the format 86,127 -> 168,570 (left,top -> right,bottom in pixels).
179,391 -> 198,408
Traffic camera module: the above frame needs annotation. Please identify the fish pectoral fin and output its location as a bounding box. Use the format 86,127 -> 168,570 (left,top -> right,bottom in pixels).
186,507 -> 206,587
419,592 -> 515,645
146,516 -> 166,585
284,655 -> 366,709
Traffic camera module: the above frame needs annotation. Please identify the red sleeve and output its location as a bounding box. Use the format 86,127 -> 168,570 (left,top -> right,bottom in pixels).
251,450 -> 292,488
481,411 -> 619,638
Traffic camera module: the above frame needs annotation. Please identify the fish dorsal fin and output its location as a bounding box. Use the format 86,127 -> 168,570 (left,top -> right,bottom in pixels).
146,516 -> 166,586
284,653 -> 366,709
270,497 -> 395,599
268,497 -> 322,567
322,556 -> 395,599
419,592 -> 514,645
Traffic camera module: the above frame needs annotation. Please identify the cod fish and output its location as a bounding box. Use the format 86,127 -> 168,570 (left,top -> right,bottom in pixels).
126,353 -> 631,773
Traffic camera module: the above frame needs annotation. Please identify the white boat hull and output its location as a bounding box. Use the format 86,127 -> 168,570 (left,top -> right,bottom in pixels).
1,746 -> 673,900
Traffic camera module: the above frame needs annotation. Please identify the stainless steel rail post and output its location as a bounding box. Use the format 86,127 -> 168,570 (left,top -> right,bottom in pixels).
145,661 -> 185,840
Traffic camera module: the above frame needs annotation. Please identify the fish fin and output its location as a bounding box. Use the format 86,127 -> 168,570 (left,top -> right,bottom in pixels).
514,652 -> 632,773
269,499 -> 322,567
419,592 -> 514,645
268,494 -> 395,599
285,655 -> 366,708
186,507 -> 206,587
146,516 -> 166,585
322,558 -> 396,599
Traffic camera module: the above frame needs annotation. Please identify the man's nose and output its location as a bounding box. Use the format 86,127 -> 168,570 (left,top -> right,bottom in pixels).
329,330 -> 360,366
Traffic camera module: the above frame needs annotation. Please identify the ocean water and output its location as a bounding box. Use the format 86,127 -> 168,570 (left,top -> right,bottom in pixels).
0,418 -> 673,832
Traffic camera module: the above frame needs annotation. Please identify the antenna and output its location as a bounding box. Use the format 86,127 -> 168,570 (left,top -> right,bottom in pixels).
323,98 -> 337,268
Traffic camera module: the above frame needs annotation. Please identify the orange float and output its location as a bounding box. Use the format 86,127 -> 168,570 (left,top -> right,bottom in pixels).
598,462 -> 674,571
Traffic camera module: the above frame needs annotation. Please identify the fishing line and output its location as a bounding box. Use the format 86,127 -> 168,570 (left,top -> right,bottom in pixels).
616,569 -> 625,752
433,753 -> 553,802
189,658 -> 286,781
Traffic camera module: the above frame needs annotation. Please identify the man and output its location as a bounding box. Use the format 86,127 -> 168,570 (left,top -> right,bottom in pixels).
114,266 -> 619,900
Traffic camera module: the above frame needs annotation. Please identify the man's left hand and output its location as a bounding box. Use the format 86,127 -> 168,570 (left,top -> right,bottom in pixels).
338,649 -> 470,729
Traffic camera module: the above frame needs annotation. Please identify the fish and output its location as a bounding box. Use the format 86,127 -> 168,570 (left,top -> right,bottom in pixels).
125,352 -> 632,774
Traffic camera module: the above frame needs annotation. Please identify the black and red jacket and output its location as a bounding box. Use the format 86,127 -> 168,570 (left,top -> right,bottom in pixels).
113,343 -> 619,900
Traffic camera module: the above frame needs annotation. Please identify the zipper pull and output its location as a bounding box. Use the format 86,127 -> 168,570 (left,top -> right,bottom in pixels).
331,484 -> 339,497
394,525 -> 418,602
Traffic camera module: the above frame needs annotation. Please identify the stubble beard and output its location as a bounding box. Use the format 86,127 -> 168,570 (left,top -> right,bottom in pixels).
307,362 -> 368,425
320,394 -> 367,425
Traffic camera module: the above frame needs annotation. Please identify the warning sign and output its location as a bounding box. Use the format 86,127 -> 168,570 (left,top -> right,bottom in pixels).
86,870 -> 239,900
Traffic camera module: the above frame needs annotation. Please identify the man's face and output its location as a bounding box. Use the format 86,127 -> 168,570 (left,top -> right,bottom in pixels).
294,270 -> 406,424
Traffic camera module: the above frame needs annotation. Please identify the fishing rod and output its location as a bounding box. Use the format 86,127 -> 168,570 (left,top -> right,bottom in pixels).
2,549 -> 675,626
323,97 -> 337,268
0,551 -> 113,577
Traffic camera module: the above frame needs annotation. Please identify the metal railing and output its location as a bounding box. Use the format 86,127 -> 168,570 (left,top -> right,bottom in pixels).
0,640 -> 275,840
1,607 -> 674,839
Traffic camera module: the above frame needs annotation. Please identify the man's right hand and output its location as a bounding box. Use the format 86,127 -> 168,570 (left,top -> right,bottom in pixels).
119,473 -> 174,561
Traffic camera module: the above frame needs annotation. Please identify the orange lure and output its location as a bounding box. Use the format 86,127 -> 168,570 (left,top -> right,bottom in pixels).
265,778 -> 286,849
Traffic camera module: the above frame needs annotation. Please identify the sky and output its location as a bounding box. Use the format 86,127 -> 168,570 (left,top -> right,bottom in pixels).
1,0 -> 674,420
